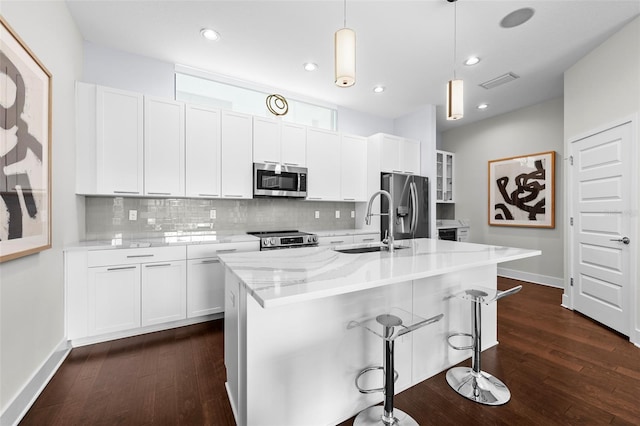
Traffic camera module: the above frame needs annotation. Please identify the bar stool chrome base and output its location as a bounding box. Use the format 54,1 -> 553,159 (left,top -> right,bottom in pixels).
354,405 -> 419,426
446,366 -> 511,406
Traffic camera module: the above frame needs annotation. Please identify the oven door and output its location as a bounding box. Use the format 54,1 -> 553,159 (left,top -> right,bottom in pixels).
254,163 -> 307,198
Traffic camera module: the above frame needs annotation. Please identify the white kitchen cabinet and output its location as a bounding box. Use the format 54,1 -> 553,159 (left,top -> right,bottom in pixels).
253,116 -> 280,164
144,97 -> 185,196
186,105 -> 222,198
76,82 -> 144,195
340,134 -> 367,201
253,117 -> 306,166
88,264 -> 141,336
222,111 -> 253,199
141,260 -> 187,326
436,150 -> 455,203
280,122 -> 307,166
371,133 -> 420,175
306,127 -> 341,200
353,233 -> 379,244
318,235 -> 354,246
186,241 -> 259,318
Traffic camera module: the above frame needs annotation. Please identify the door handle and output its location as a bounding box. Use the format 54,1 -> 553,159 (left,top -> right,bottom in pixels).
610,237 -> 630,245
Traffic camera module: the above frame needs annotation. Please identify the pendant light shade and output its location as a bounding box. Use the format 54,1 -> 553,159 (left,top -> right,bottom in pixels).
446,79 -> 464,120
335,27 -> 355,87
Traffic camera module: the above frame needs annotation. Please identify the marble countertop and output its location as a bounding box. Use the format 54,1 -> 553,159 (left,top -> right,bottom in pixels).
64,232 -> 259,251
219,238 -> 541,308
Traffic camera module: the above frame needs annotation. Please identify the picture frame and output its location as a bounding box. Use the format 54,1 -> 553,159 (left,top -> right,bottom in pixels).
0,16 -> 52,262
488,151 -> 555,228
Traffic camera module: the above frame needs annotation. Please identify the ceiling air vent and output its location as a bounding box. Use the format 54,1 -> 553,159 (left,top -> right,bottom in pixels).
479,72 -> 520,90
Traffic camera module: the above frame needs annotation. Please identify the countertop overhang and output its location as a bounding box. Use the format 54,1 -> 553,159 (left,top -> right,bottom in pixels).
219,238 -> 541,309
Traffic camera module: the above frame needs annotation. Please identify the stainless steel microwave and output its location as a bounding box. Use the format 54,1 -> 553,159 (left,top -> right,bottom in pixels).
253,163 -> 308,198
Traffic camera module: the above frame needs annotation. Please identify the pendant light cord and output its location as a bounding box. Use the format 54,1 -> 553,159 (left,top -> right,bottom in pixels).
453,0 -> 457,79
343,0 -> 347,28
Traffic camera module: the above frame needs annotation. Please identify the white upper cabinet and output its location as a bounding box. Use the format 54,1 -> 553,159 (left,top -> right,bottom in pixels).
144,97 -> 185,197
221,111 -> 253,199
371,133 -> 420,175
76,83 -> 144,195
253,117 -> 306,167
340,134 -> 367,201
185,105 -> 222,198
436,150 -> 455,203
306,128 -> 341,200
280,122 -> 307,167
252,116 -> 280,164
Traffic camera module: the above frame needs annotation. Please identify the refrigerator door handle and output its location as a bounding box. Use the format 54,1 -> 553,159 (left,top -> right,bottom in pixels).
409,182 -> 418,234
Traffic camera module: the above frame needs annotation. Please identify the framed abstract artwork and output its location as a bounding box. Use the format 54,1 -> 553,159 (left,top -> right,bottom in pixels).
488,151 -> 555,228
0,16 -> 52,262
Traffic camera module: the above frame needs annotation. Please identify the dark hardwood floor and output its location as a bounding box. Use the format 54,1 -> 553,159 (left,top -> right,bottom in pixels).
21,278 -> 640,425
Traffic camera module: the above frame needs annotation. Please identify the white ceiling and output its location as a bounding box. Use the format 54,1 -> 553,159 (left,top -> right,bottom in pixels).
65,0 -> 640,132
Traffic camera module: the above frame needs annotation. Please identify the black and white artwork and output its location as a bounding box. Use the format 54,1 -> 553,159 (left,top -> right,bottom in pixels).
1,16 -> 51,262
488,151 -> 555,228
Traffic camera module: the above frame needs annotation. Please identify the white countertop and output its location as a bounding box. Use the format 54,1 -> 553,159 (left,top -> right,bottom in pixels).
219,238 -> 541,308
64,232 -> 259,251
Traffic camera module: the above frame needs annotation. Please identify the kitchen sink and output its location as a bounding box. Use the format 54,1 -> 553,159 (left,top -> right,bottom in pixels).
333,244 -> 408,254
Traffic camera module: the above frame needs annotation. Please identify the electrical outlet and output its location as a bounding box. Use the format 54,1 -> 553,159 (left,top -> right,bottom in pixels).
128,210 -> 137,221
210,209 -> 217,220
335,210 -> 340,219
351,210 -> 355,218
315,211 -> 320,219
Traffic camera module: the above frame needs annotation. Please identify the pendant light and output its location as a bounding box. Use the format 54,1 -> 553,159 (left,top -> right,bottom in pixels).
446,0 -> 463,120
335,0 -> 355,87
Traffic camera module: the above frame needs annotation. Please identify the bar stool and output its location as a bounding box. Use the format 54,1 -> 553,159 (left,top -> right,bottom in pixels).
348,308 -> 444,425
446,285 -> 522,406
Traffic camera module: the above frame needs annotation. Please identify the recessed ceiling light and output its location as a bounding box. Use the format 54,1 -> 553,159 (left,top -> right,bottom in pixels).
464,56 -> 481,66
477,103 -> 489,110
200,28 -> 220,41
373,85 -> 385,93
304,62 -> 318,71
500,8 -> 535,28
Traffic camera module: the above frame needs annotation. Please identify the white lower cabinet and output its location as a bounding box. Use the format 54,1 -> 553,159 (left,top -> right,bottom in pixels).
88,264 -> 141,336
141,260 -> 187,326
187,258 -> 224,318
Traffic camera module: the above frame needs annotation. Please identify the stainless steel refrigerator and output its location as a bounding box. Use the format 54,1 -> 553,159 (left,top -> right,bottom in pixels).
380,173 -> 429,240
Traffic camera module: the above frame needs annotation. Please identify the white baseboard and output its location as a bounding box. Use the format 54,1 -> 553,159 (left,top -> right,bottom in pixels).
70,313 -> 223,347
497,267 -> 564,288
0,339 -> 71,426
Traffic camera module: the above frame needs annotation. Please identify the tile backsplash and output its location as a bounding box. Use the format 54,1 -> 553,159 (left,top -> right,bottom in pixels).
85,197 -> 357,240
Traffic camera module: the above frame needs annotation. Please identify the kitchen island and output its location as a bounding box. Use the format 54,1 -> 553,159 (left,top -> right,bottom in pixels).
220,238 -> 540,426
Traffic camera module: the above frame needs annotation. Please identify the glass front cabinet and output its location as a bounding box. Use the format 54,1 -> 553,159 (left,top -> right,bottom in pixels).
436,150 -> 454,203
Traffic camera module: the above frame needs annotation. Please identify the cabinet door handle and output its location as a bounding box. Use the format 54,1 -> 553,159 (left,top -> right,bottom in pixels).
343,198 -> 355,201
114,191 -> 140,194
330,240 -> 345,244
216,248 -> 237,254
198,193 -> 220,197
224,194 -> 244,198
107,266 -> 137,271
127,254 -> 154,258
145,263 -> 171,268
147,192 -> 171,196
263,160 -> 278,164
307,197 -> 322,200
199,259 -> 221,264
361,238 -> 375,242
392,170 -> 403,173
283,162 -> 299,166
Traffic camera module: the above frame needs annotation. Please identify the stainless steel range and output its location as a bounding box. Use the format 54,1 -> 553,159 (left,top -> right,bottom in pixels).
247,230 -> 319,251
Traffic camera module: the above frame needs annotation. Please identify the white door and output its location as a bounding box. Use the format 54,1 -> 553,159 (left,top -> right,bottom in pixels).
571,121 -> 634,336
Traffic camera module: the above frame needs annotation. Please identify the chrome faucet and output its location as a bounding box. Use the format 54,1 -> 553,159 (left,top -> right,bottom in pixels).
364,190 -> 394,252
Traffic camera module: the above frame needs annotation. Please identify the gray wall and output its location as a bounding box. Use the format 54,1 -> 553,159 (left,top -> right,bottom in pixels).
441,97 -> 565,286
564,16 -> 640,341
0,0 -> 83,417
